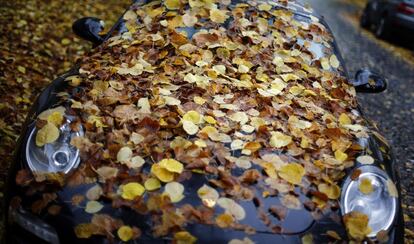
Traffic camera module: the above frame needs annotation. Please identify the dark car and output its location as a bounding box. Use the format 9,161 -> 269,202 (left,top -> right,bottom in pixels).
361,0 -> 414,38
4,0 -> 404,243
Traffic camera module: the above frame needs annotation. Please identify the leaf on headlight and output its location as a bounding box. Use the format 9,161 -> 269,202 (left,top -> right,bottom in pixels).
358,178 -> 373,195
38,106 -> 66,125
35,122 -> 60,147
343,211 -> 372,241
387,179 -> 398,198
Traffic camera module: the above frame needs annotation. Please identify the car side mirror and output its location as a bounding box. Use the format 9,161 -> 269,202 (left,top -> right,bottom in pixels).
72,17 -> 105,45
352,69 -> 387,93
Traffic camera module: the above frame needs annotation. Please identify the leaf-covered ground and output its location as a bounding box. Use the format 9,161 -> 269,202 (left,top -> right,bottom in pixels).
0,0 -> 130,234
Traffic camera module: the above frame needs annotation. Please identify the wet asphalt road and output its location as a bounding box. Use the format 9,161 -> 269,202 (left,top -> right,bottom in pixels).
308,0 -> 414,235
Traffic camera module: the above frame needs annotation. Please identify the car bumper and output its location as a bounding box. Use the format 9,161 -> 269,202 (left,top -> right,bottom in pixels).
5,187 -> 405,244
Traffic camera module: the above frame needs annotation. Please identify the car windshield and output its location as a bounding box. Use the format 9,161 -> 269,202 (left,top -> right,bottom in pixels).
109,0 -> 346,75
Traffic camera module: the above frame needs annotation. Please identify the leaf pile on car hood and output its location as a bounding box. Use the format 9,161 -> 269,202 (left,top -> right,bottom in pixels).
17,0 -> 375,242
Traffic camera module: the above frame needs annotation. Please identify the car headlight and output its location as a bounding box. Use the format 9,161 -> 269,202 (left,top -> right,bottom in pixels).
25,115 -> 83,174
340,165 -> 398,238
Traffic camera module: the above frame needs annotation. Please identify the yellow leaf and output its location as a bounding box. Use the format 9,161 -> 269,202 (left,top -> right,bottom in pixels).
121,182 -> 145,200
35,123 -> 60,147
144,178 -> 161,191
339,113 -> 351,125
47,112 -> 64,126
182,110 -> 202,124
289,85 -> 304,95
197,184 -> 219,207
329,54 -> 340,69
318,183 -> 340,199
320,57 -> 330,70
301,234 -> 313,244
158,158 -> 184,173
258,3 -> 272,11
359,178 -> 373,195
216,213 -> 234,228
334,150 -> 348,162
343,211 -> 372,241
17,65 -> 26,74
164,0 -> 181,10
194,139 -> 207,148
38,106 -> 66,124
261,162 -> 278,178
193,96 -> 206,105
174,231 -> 197,244
278,163 -> 305,185
280,73 -> 300,82
117,226 -> 134,242
151,164 -> 175,182
164,182 -> 185,203
85,200 -> 103,214
269,131 -> 292,148
61,38 -> 71,45
87,115 -> 106,128
210,9 -> 229,23
204,115 -> 216,124
74,223 -> 94,239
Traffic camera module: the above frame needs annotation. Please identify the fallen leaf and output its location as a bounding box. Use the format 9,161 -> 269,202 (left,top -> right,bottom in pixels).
359,177 -> 373,195
121,182 -> 145,200
85,200 -> 104,214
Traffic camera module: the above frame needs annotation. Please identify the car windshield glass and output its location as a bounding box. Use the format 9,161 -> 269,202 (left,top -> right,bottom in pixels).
109,1 -> 345,76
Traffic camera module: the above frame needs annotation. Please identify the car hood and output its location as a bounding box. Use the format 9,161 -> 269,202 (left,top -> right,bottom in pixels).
8,0 -> 384,242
